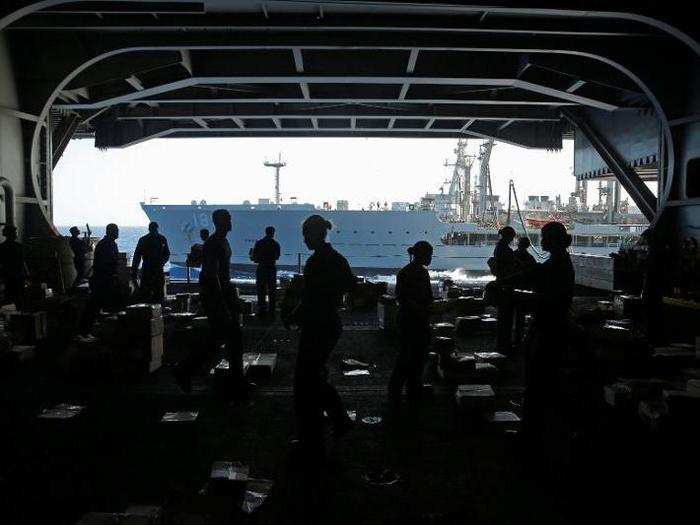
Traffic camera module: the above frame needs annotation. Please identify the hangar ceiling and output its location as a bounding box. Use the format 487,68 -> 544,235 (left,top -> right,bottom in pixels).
3,0 -> 674,151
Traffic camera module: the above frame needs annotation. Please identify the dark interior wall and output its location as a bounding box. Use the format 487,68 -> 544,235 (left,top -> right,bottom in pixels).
0,33 -> 26,239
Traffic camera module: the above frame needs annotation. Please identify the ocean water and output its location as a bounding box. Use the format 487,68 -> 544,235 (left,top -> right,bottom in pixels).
55,225 -> 493,287
57,225 -> 144,260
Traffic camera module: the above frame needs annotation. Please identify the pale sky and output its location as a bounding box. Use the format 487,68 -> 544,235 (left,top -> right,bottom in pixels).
54,137 -> 577,226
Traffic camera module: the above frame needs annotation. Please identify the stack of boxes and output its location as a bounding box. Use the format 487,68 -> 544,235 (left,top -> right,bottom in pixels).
125,304 -> 164,374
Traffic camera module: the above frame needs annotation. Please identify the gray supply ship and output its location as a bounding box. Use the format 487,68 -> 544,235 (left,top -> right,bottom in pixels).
141,141 -> 647,275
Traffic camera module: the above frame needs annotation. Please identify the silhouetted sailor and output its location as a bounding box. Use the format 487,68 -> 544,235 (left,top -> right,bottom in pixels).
0,225 -> 28,309
131,222 -> 170,303
504,222 -> 575,447
186,228 -> 209,269
294,215 -> 356,465
515,237 -> 536,268
492,226 -> 517,354
251,226 -> 280,317
69,226 -> 91,288
79,223 -> 121,338
513,236 -> 537,346
176,210 -> 246,399
389,241 -> 434,404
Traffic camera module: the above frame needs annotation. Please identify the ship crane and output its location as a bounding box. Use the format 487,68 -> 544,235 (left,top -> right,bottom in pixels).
443,138 -> 475,221
473,138 -> 496,223
263,153 -> 286,207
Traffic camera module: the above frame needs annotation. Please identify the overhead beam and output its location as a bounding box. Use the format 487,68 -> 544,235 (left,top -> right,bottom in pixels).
97,124 -> 498,148
110,103 -> 561,120
113,112 -> 557,122
55,75 -> 617,110
61,96 -> 578,108
460,118 -> 476,131
193,117 -> 208,128
561,109 -> 657,221
52,113 -> 81,167
498,120 -> 514,131
566,79 -> 587,93
406,48 -> 419,73
292,48 -> 304,73
125,75 -> 144,91
7,13 -> 657,39
179,49 -> 192,75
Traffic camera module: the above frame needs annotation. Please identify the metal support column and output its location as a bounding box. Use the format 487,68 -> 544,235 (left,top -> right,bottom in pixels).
562,109 -> 657,222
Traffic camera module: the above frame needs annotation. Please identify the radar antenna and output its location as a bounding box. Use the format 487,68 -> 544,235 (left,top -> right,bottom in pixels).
264,153 -> 286,207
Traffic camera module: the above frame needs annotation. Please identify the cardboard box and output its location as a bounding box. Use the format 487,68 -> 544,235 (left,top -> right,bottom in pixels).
474,352 -> 506,363
192,316 -> 209,330
479,316 -> 498,332
453,297 -> 485,316
242,353 -> 277,380
6,311 -> 48,343
75,512 -> 126,524
604,382 -> 633,407
455,384 -> 495,412
473,362 -> 499,382
429,299 -> 452,316
431,322 -> 455,337
687,379 -> 700,395
455,315 -> 481,337
485,411 -> 521,426
432,336 -> 455,355
438,352 -> 475,381
613,294 -> 643,318
126,303 -> 162,320
208,461 -> 249,498
123,506 -> 163,525
10,345 -> 36,363
166,312 -> 197,328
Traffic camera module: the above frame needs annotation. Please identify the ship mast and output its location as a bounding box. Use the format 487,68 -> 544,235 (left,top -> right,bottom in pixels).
264,153 -> 286,207
443,139 -> 474,221
474,138 -> 496,222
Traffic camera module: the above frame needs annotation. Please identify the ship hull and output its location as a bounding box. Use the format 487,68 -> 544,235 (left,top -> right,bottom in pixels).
141,203 -> 627,275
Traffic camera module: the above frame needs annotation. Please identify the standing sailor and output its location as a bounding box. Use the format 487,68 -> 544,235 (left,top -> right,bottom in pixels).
69,226 -> 91,288
251,226 -> 281,317
0,225 -> 28,309
388,241 -> 434,404
131,222 -> 170,304
79,223 -> 121,339
492,226 -> 518,354
294,215 -> 356,468
513,236 -> 537,346
177,209 -> 247,399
